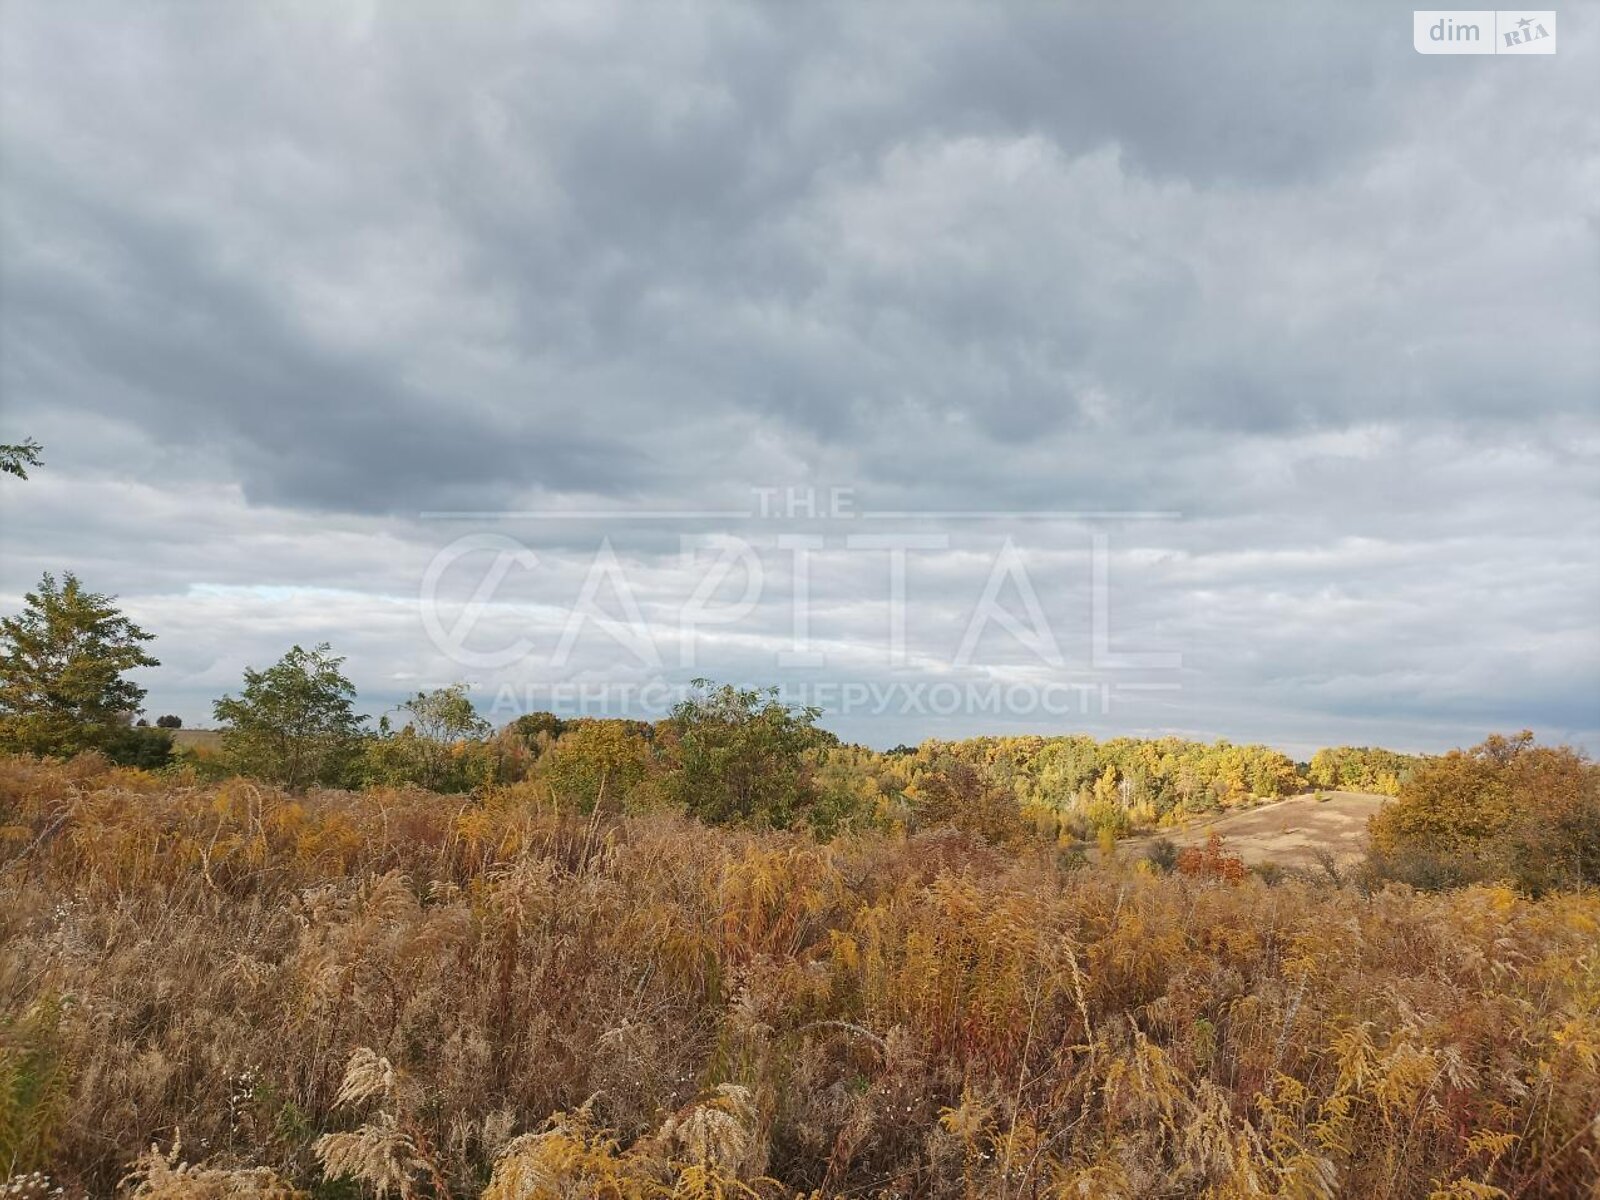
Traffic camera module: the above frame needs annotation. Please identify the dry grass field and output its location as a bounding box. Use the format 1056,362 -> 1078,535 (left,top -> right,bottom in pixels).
166,728 -> 222,752
3,757 -> 1598,1198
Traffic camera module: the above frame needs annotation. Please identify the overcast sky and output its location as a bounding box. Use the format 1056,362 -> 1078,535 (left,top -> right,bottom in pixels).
1,1 -> 1597,755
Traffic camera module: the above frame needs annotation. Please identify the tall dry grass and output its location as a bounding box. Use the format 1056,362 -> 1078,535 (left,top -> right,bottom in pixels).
1,755 -> 1596,1198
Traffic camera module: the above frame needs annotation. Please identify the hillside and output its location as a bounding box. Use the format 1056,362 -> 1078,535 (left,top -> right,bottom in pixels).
1122,790 -> 1389,869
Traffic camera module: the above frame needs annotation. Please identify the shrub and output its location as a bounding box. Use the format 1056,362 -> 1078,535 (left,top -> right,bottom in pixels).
1143,836 -> 1179,873
905,758 -> 1028,847
534,718 -> 656,814
99,723 -> 174,770
1175,832 -> 1247,882
1251,860 -> 1285,886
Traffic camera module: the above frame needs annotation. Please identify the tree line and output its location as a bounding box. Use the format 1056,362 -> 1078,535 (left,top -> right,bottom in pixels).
1,565 -> 1594,887
0,570 -> 1369,815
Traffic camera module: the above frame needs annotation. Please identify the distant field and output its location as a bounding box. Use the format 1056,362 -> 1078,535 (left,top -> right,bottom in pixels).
1122,790 -> 1389,868
168,727 -> 222,751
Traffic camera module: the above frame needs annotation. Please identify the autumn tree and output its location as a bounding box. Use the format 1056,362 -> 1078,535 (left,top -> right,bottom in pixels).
506,710 -> 569,758
809,743 -> 897,836
1368,731 -> 1600,891
1308,745 -> 1416,795
952,733 -> 1301,824
906,757 -> 1028,847
537,718 -> 656,814
213,644 -> 366,789
0,572 -> 162,760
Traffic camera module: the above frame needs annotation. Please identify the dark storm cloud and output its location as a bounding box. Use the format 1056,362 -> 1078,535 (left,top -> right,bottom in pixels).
0,157 -> 653,512
0,0 -> 1597,750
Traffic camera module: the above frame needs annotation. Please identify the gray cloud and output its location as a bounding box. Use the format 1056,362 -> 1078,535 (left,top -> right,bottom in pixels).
1,0 -> 1596,753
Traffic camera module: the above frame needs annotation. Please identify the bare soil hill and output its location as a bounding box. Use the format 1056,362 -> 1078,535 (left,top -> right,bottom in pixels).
1122,790 -> 1389,869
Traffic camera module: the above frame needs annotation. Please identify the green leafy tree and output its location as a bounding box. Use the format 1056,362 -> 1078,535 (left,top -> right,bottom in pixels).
1,438 -> 43,479
0,572 -> 160,758
659,680 -> 826,828
809,744 -> 896,837
366,684 -> 492,792
213,644 -> 366,789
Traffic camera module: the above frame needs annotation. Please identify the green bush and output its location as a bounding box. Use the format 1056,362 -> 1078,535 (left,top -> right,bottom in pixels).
99,724 -> 174,770
1143,836 -> 1179,873
658,681 -> 828,828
